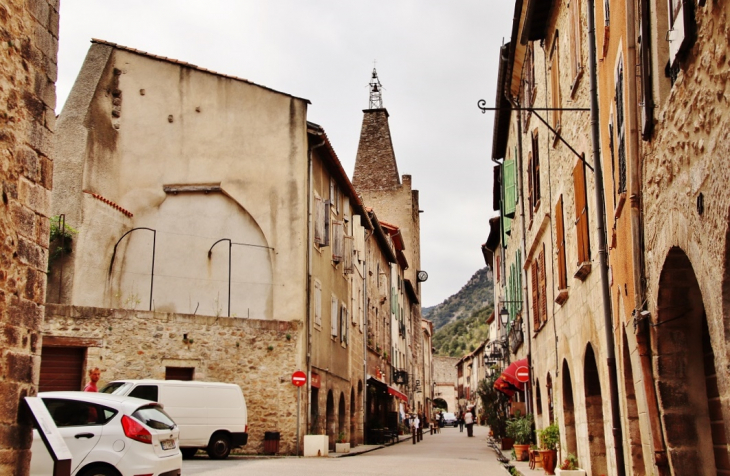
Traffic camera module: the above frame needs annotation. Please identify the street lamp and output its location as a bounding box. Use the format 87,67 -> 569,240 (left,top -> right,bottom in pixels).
499,306 -> 510,326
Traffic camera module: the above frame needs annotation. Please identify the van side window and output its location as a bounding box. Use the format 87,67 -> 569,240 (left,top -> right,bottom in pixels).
129,385 -> 159,402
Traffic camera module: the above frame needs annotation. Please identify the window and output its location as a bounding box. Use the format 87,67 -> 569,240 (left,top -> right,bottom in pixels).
573,159 -> 591,266
549,33 -> 561,134
314,280 -> 322,327
340,304 -> 348,345
332,221 -> 344,263
638,0 -> 654,138
130,384 -> 159,401
569,0 -> 582,82
555,195 -> 568,291
343,235 -> 354,273
531,245 -> 548,330
666,0 -> 696,70
604,0 -> 610,26
522,43 -> 535,128
530,131 -> 541,212
503,158 -> 517,218
165,367 -> 193,381
615,58 -> 627,195
331,295 -> 338,337
609,113 -> 616,205
314,196 -> 330,247
329,178 -> 340,214
43,398 -> 116,426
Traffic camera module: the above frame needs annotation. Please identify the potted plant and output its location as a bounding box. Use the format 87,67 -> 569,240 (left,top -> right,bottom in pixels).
335,432 -> 350,453
477,374 -> 510,449
537,423 -> 560,475
555,453 -> 585,475
505,412 -> 533,461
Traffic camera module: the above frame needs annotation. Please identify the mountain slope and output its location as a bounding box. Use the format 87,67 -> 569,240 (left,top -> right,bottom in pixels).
423,267 -> 493,331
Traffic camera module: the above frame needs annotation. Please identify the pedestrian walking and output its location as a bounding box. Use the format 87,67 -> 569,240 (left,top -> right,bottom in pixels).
464,409 -> 474,437
458,411 -> 465,432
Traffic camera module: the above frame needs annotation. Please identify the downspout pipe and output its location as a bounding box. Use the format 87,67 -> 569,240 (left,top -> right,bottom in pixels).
587,2 -> 626,474
306,134 -> 326,443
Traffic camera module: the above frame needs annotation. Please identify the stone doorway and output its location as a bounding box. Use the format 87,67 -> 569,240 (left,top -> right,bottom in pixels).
584,344 -> 608,476
561,360 -> 577,456
654,247 -> 726,475
621,329 -> 645,475
326,390 -> 335,449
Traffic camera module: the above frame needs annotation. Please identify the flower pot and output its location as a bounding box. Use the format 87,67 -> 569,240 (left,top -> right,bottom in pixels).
513,443 -> 531,461
335,442 -> 350,453
501,437 -> 514,451
539,449 -> 558,475
555,469 -> 586,476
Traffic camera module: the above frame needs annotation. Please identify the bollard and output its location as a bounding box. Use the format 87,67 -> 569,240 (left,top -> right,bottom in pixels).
412,428 -> 416,444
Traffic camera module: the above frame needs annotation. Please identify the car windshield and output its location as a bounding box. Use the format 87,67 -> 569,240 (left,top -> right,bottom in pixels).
99,382 -> 132,395
444,413 -> 456,419
132,405 -> 176,431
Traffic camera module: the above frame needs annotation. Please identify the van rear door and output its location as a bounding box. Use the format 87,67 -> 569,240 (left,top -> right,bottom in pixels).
161,384 -> 208,446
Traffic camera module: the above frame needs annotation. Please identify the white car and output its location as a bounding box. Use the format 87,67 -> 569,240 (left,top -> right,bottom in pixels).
30,391 -> 182,476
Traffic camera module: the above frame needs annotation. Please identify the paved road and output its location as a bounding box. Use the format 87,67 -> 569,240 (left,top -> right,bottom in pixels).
183,424 -> 507,475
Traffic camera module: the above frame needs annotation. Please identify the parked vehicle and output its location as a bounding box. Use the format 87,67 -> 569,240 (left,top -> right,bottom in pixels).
442,412 -> 458,427
30,391 -> 181,476
100,379 -> 248,459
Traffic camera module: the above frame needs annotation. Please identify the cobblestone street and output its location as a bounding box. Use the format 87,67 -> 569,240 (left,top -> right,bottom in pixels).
184,425 -> 507,475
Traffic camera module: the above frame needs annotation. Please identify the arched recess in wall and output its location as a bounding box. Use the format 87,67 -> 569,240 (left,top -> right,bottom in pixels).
338,392 -> 346,441
535,378 -> 542,419
584,344 -> 608,476
654,247 -> 724,475
326,390 -> 335,450
561,360 -> 577,456
350,387 -> 356,445
114,192 -> 273,318
620,326 -> 645,475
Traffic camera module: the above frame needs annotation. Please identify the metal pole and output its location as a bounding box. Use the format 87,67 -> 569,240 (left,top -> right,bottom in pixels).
587,0 -> 625,473
149,230 -> 156,311
227,240 -> 232,317
296,385 -> 301,457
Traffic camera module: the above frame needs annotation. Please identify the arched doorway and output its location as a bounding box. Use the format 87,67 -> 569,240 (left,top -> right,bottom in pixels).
584,344 -> 608,476
621,328 -> 644,475
326,390 -> 335,449
338,392 -> 346,444
561,360 -> 577,456
535,378 -> 542,419
350,388 -> 356,446
654,247 -> 724,475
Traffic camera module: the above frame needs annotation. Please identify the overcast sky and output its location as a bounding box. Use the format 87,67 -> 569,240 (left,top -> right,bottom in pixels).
56,1 -> 513,308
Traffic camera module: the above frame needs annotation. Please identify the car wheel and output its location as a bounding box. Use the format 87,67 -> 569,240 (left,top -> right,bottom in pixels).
78,465 -> 121,476
207,432 -> 231,459
181,447 -> 198,459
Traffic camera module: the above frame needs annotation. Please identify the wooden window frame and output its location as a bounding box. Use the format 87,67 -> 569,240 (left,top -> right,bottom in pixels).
549,33 -> 562,142
569,0 -> 583,92
573,159 -> 592,281
555,196 -> 569,304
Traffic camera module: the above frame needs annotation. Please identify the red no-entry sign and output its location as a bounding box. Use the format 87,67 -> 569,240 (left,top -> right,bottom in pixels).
515,365 -> 530,383
292,370 -> 307,387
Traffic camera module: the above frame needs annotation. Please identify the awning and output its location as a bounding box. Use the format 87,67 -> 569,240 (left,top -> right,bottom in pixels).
500,358 -> 529,391
388,386 -> 408,402
367,375 -> 388,390
494,377 -> 516,397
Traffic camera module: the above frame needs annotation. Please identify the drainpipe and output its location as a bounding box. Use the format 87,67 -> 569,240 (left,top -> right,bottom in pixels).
587,2 -> 626,474
306,135 -> 326,441
625,0 -> 669,470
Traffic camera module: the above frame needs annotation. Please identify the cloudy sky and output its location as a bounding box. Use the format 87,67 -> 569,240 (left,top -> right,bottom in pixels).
56,1 -> 513,308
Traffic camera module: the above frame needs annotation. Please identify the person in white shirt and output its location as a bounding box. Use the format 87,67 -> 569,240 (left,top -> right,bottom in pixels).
464,409 -> 475,437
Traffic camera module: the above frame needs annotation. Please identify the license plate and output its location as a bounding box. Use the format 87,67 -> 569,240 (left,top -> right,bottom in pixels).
161,439 -> 176,450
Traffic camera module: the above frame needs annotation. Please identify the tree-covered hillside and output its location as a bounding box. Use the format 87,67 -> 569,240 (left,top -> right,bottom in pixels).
423,267 -> 494,357
423,267 -> 493,331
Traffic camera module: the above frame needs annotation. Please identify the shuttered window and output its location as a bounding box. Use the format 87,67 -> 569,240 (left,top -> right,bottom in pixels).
573,160 -> 591,265
331,295 -> 338,337
532,260 -> 540,329
343,236 -> 354,273
332,221 -> 344,262
503,159 -> 517,218
638,0 -> 654,139
569,0 -> 582,81
314,196 -> 330,247
550,34 -> 561,132
530,131 -> 541,211
340,304 -> 348,345
314,280 -> 322,327
539,245 -> 548,325
615,58 -> 627,195
555,196 -> 568,290
666,0 -> 696,69
527,155 -> 534,221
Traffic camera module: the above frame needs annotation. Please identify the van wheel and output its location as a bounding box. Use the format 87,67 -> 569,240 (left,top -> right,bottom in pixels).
207,433 -> 231,459
78,465 -> 121,476
181,448 -> 198,459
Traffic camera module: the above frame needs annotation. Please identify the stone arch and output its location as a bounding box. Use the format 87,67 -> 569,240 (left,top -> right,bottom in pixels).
654,247 -> 723,475
561,359 -> 577,456
338,392 -> 346,443
326,390 -> 335,449
621,326 -> 645,475
535,378 -> 542,419
350,387 -> 356,446
546,372 -> 554,423
584,343 -> 608,476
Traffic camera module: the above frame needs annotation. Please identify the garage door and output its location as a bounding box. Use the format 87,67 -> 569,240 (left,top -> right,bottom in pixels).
39,347 -> 85,392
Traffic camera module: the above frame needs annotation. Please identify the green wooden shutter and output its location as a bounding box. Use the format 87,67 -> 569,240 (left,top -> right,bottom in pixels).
503,159 -> 516,218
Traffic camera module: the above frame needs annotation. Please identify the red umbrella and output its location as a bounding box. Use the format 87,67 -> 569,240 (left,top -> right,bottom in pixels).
500,358 -> 529,391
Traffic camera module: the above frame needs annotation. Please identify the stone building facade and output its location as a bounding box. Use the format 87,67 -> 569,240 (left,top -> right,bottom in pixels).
433,355 -> 458,412
485,0 -> 730,475
0,1 -> 58,473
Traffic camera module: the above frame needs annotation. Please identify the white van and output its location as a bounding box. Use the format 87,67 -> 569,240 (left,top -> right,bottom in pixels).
100,379 -> 248,459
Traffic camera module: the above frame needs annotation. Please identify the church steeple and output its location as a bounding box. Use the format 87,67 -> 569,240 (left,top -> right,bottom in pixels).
368,67 -> 383,109
353,68 -> 401,191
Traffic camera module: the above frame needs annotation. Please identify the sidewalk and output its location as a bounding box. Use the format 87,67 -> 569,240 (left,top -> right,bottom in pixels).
483,437 -> 546,476
328,432 -> 414,458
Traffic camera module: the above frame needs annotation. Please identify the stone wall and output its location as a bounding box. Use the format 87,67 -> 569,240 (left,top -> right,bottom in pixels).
0,0 -> 58,473
43,304 -> 306,455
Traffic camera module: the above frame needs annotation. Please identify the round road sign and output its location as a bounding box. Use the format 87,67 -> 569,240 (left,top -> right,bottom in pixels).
515,365 -> 530,383
292,370 -> 307,387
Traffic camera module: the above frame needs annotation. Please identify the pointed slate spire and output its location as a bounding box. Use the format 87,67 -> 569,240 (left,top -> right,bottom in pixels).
353,68 -> 401,191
